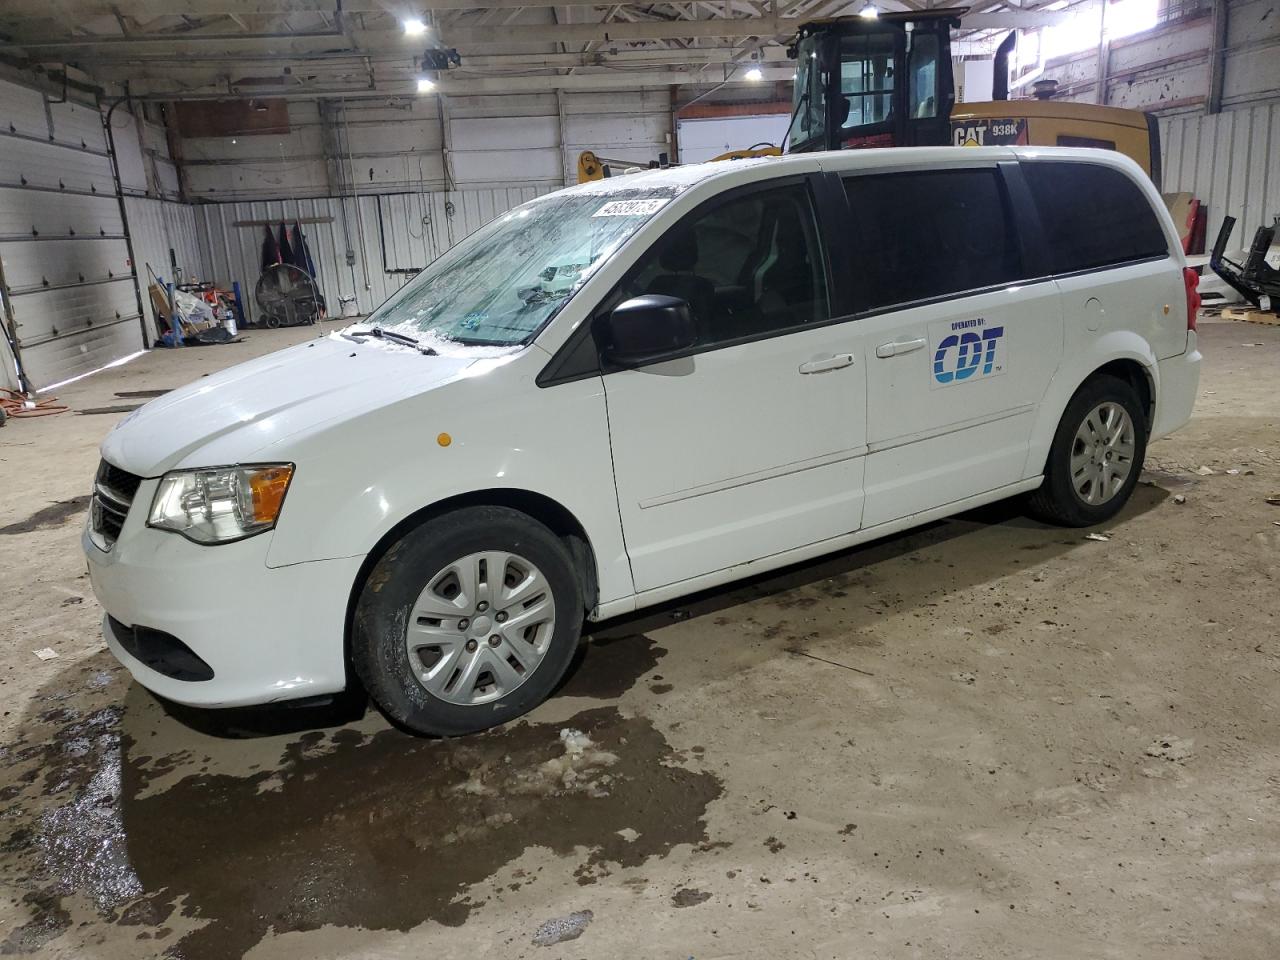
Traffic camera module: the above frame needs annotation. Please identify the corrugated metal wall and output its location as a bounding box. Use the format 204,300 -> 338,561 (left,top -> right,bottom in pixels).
177,90 -> 669,323
192,184 -> 554,324
1161,101 -> 1280,243
1032,0 -> 1278,112
181,91 -> 672,202
125,197 -> 204,296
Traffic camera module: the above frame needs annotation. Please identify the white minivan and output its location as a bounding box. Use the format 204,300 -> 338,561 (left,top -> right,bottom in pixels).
85,147 -> 1202,735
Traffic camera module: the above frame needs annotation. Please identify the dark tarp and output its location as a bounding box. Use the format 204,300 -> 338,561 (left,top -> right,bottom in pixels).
291,222 -> 318,279
259,225 -> 281,272
277,223 -> 296,268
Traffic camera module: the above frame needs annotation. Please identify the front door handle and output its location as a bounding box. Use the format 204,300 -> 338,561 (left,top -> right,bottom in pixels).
798,353 -> 855,374
875,338 -> 927,359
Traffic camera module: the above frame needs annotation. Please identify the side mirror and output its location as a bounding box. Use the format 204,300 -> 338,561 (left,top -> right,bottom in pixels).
594,295 -> 697,367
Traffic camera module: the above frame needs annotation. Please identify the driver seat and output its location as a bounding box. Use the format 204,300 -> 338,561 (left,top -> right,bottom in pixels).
645,230 -> 716,333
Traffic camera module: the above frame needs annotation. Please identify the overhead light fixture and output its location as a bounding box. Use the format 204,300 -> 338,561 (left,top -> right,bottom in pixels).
231,138 -> 237,144
744,66 -> 764,82
403,18 -> 427,37
858,2 -> 880,18
416,76 -> 435,93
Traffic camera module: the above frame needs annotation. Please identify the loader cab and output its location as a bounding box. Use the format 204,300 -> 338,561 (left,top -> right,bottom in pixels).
786,10 -> 961,153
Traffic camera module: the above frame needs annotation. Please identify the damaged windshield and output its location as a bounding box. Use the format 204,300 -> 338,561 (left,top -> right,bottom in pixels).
364,189 -> 677,347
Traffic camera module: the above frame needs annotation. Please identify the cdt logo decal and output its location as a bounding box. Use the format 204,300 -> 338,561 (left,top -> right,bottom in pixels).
931,317 -> 1006,387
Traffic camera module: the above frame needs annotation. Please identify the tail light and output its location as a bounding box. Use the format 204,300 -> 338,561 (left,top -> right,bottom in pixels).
1183,267 -> 1201,331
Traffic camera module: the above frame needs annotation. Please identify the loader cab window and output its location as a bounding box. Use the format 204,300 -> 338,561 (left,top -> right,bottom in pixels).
789,34 -> 828,151
907,31 -> 940,119
840,33 -> 895,129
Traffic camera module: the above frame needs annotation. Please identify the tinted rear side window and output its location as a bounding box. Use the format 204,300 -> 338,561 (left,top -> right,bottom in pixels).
1023,161 -> 1168,273
842,168 -> 1023,312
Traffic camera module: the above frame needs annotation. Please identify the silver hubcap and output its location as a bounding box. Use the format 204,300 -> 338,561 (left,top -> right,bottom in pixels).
405,551 -> 556,705
1070,401 -> 1136,506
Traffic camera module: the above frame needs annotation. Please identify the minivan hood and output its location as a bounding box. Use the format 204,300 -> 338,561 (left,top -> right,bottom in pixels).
101,334 -> 479,476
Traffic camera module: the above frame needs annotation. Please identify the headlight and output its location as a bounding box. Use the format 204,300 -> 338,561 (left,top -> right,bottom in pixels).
148,464 -> 294,544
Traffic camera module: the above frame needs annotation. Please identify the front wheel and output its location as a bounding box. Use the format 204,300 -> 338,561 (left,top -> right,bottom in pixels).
1026,374 -> 1147,527
352,506 -> 584,736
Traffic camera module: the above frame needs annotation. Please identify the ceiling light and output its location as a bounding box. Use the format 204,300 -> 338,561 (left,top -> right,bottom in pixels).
858,2 -> 879,18
403,18 -> 427,37
744,66 -> 764,82
231,138 -> 237,144
416,76 -> 435,93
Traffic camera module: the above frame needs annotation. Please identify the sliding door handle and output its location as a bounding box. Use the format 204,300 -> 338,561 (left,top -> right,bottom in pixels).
875,338 -> 927,359
798,353 -> 855,374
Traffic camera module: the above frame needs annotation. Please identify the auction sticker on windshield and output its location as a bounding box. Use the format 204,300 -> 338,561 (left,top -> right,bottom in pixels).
592,198 -> 671,217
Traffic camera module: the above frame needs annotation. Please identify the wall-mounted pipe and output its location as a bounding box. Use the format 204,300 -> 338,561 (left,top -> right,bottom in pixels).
341,98 -> 372,295
102,97 -> 151,352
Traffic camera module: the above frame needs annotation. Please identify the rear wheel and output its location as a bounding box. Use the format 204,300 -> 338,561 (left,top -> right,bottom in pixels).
1027,374 -> 1147,527
353,506 -> 583,735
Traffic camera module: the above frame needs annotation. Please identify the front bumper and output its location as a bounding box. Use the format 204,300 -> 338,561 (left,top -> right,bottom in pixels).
84,478 -> 364,708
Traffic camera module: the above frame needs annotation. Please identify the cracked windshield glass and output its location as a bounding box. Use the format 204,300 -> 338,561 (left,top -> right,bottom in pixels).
365,189 -> 677,347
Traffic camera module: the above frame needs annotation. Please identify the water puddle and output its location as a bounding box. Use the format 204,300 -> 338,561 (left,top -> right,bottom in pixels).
0,497 -> 90,536
0,640 -> 719,959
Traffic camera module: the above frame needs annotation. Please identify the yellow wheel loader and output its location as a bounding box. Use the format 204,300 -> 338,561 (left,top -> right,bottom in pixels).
579,7 -> 1160,186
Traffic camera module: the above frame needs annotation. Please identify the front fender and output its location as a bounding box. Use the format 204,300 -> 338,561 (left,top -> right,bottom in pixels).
264,355 -> 634,607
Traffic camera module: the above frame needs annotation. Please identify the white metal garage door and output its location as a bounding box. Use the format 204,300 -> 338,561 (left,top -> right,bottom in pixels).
0,79 -> 145,392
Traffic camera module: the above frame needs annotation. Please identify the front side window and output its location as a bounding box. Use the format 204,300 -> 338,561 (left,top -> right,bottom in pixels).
842,168 -> 1023,311
365,189 -> 675,347
618,184 -> 830,347
1023,161 -> 1168,273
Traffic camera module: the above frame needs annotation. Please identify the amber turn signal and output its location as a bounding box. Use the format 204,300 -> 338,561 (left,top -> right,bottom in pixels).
248,465 -> 294,523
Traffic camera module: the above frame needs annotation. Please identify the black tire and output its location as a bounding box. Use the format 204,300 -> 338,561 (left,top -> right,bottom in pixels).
1026,373 -> 1148,527
352,506 -> 583,736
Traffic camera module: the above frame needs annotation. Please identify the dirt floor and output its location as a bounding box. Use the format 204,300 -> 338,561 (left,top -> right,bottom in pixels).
1,317 -> 1278,960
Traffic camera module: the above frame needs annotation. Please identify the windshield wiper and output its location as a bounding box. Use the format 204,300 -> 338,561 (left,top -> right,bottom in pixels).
344,326 -> 438,355
780,91 -> 809,155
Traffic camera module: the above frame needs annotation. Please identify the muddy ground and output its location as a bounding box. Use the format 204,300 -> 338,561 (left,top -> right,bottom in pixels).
0,318 -> 1277,959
